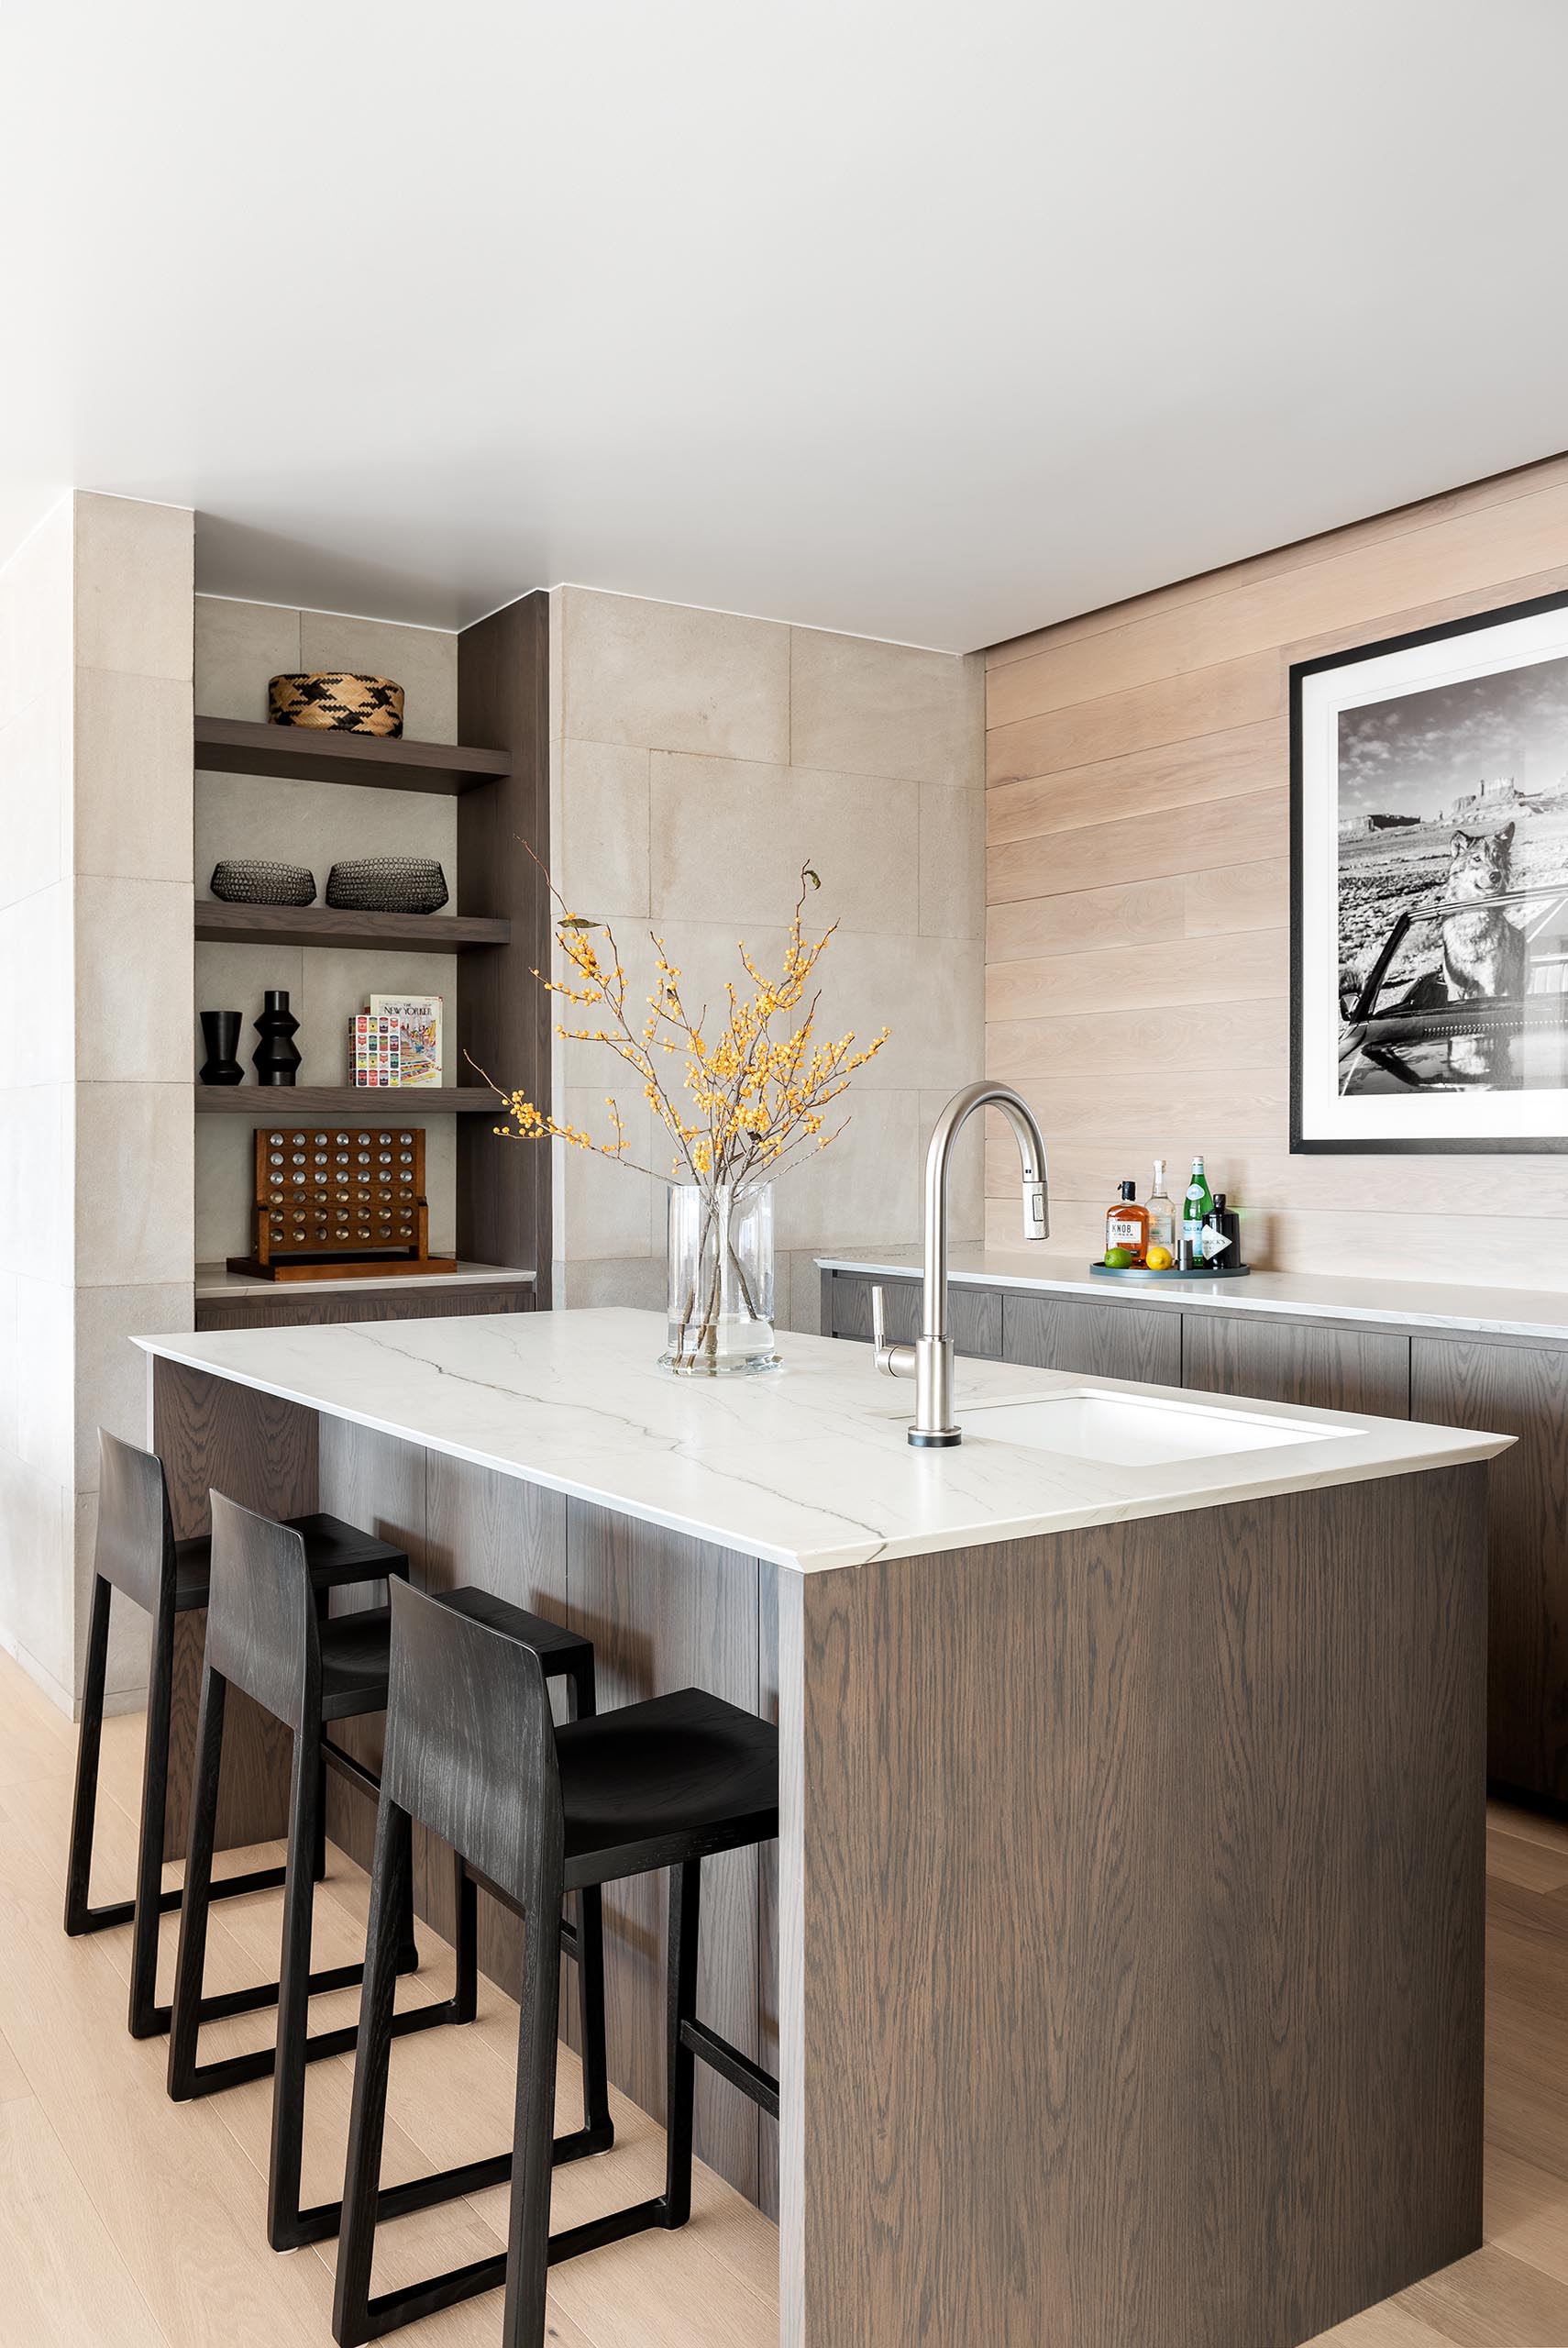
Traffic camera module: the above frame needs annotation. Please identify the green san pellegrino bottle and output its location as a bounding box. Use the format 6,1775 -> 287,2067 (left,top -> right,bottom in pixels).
1182,1155 -> 1213,1260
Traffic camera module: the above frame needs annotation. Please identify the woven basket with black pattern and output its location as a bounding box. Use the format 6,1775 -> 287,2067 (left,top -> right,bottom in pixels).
268,672 -> 404,737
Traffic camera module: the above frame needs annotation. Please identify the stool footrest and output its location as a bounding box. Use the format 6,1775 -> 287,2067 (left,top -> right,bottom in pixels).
168,1948 -> 426,2099
348,2189 -> 669,2342
680,2016 -> 779,2119
65,1860 -> 288,1943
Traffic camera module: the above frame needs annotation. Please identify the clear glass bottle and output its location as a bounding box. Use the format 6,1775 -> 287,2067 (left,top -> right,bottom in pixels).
1105,1179 -> 1148,1265
1146,1159 -> 1176,1257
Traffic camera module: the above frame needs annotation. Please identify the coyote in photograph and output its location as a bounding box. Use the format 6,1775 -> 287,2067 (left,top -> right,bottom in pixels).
1443,822 -> 1525,1078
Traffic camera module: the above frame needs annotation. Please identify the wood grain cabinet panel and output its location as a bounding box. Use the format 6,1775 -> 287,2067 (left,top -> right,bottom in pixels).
194,1285 -> 536,1332
1183,1312 -> 1410,1416
1002,1291 -> 1180,1383
1411,1336 -> 1568,1804
826,1272 -> 1001,1358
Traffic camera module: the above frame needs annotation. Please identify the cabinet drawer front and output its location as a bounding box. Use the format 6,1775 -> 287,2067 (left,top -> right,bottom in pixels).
826,1274 -> 1001,1359
1001,1293 -> 1180,1383
1183,1314 -> 1409,1417
1411,1335 -> 1568,1804
195,1287 -> 536,1332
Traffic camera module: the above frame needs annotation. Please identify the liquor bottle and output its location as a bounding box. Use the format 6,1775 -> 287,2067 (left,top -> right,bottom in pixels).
1146,1160 -> 1176,1257
1105,1180 -> 1149,1265
1182,1156 -> 1213,1263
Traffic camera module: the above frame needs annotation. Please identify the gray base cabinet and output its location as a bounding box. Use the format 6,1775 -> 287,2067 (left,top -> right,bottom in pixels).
1183,1312 -> 1410,1418
1412,1337 -> 1568,1804
823,1267 -> 1568,1811
1002,1292 -> 1180,1383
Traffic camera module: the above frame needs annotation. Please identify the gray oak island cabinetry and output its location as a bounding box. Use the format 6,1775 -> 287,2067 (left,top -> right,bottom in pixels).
823,1247 -> 1568,1811
134,1307 -> 1505,2348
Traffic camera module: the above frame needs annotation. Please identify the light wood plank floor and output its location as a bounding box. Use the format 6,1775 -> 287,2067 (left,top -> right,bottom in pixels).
2,1645 -> 1567,2345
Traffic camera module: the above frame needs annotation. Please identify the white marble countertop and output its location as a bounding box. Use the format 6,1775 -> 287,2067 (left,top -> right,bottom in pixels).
133,1308 -> 1507,1576
817,1245 -> 1568,1344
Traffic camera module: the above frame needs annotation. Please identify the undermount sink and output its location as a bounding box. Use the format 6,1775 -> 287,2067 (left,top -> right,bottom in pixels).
961,1389 -> 1339,1468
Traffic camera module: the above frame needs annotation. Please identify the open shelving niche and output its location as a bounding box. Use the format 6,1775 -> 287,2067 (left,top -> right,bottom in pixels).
191,596 -> 552,1324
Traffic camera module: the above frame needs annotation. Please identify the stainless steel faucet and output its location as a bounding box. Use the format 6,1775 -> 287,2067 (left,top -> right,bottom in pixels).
871,1080 -> 1048,1446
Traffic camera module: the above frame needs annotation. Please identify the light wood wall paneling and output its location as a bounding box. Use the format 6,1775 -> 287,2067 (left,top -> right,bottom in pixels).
985,931 -> 1286,1024
567,1499 -> 766,2208
1182,1314 -> 1411,1417
987,1002 -> 1287,1085
986,650 -> 1282,788
988,788 -> 1285,904
150,1359 -> 316,1856
784,1469 -> 1486,2347
987,719 -> 1284,847
983,449 -> 1568,1294
1410,1340 -> 1568,1805
983,450 -> 1568,672
1001,1292 -> 1181,1383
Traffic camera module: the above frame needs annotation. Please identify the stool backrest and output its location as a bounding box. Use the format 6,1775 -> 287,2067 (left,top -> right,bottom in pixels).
95,1428 -> 175,1616
206,1490 -> 317,1733
382,1578 -> 562,1911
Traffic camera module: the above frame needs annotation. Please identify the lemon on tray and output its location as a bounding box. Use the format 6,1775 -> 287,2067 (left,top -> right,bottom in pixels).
1145,1245 -> 1174,1270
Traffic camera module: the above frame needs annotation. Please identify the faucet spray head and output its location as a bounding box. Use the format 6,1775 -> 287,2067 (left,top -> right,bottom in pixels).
1022,1178 -> 1048,1241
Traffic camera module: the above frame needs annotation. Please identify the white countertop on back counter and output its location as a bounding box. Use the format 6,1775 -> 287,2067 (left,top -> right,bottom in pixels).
134,1308 -> 1507,1576
817,1246 -> 1568,1344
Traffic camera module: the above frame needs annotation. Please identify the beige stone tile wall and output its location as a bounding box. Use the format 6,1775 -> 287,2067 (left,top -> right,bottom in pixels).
0,492 -> 194,1714
0,499 -> 76,1708
549,587 -> 985,1327
193,597 -> 459,1261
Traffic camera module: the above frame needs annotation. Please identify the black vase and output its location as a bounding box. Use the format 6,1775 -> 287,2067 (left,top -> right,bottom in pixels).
252,989 -> 301,1086
199,1010 -> 244,1086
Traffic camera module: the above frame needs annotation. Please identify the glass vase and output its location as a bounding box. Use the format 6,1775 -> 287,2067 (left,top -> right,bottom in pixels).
661,1182 -> 780,1376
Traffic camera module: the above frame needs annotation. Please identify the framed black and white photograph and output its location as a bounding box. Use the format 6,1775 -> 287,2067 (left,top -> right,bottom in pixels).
1292,589 -> 1568,1153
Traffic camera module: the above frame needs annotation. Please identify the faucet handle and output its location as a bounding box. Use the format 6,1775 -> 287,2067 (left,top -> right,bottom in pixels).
870,1285 -> 915,1381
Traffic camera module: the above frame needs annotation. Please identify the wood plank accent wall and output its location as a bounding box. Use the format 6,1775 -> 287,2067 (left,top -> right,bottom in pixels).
983,451 -> 1568,1283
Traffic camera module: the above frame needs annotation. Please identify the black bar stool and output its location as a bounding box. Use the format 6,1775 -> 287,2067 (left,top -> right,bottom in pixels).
332,1578 -> 779,2348
166,1490 -> 613,2256
64,1427 -> 409,2042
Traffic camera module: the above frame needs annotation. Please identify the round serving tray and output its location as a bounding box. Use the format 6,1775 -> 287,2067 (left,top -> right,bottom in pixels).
1089,1259 -> 1251,1280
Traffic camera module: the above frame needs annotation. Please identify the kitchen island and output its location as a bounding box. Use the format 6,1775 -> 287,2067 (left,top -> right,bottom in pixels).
135,1307 -> 1506,2348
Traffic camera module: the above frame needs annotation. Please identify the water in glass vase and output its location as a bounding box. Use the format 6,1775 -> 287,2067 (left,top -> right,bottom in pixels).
662,1182 -> 780,1376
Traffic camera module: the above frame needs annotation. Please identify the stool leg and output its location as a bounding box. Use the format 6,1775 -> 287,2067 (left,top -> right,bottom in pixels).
333,1791 -> 414,2347
576,1888 -> 613,2144
62,1574 -> 113,1936
662,1860 -> 701,2229
564,1654 -> 613,2150
451,1851 -> 479,2026
127,1600 -> 177,2037
501,1860 -> 565,2348
165,1664 -> 227,2100
267,1726 -> 324,2249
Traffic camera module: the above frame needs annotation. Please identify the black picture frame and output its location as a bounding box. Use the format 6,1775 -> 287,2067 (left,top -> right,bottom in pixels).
1290,585 -> 1568,1156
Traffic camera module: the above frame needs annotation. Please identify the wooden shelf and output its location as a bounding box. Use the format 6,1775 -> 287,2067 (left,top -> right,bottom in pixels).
194,715 -> 510,795
195,901 -> 509,953
194,1087 -> 504,1117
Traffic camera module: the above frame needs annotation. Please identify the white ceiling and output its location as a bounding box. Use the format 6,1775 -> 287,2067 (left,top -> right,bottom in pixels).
5,1 -> 1568,652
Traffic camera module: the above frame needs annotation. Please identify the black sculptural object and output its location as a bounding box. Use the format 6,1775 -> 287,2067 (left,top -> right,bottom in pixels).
199,1010 -> 244,1086
252,990 -> 301,1087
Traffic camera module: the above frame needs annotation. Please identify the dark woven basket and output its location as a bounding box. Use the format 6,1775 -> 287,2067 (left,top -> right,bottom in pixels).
268,672 -> 404,737
209,859 -> 316,906
325,858 -> 449,914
